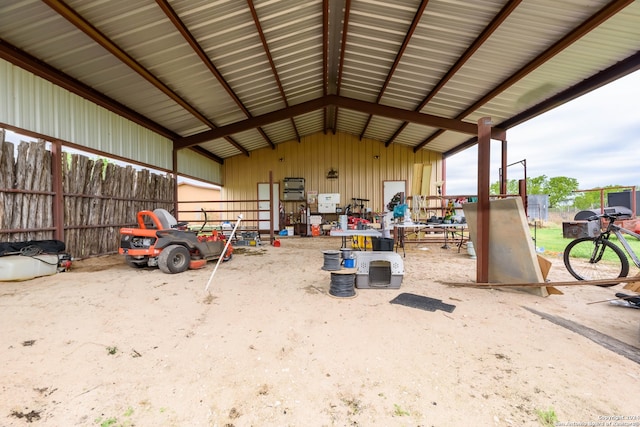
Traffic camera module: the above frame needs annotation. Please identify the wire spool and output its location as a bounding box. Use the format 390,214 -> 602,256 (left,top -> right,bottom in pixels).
329,270 -> 356,298
322,250 -> 341,271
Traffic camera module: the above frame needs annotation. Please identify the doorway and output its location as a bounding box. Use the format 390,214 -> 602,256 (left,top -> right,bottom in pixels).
258,182 -> 280,233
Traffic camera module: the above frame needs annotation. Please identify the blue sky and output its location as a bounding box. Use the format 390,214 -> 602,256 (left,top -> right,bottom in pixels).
445,70 -> 640,195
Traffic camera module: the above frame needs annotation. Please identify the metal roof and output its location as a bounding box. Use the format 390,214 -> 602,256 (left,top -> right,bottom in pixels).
1,0 -> 639,164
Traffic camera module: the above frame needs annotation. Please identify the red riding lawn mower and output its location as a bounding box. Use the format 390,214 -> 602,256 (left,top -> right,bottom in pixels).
119,209 -> 233,274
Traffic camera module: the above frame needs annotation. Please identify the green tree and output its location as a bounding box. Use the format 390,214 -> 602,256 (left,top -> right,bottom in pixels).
543,176 -> 579,207
573,185 -> 637,210
489,179 -> 520,195
527,175 -> 547,194
488,175 -> 579,208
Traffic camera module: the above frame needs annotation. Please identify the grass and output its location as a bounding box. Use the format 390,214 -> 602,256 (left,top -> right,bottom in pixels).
530,223 -> 640,262
393,404 -> 410,417
535,407 -> 558,427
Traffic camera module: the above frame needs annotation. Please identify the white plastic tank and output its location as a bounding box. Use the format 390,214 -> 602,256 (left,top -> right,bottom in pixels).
0,255 -> 58,281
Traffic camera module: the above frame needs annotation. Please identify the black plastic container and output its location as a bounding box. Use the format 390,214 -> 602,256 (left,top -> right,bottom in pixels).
372,237 -> 394,251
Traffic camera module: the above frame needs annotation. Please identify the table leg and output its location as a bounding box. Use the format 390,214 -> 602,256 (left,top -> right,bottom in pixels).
441,226 -> 450,249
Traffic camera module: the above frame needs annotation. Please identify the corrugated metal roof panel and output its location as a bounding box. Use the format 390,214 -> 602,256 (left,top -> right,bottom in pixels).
255,0 -> 324,110
198,139 -> 243,160
362,115 -> 406,143
421,0 -> 612,122
335,108 -> 370,137
465,1 -> 640,127
1,0 -> 639,163
339,0 -> 422,103
260,120 -> 298,145
292,110 -> 324,136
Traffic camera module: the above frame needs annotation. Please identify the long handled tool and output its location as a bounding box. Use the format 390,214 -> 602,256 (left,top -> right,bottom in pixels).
204,214 -> 242,293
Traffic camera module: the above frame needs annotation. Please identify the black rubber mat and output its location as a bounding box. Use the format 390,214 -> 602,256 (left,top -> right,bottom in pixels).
389,293 -> 456,313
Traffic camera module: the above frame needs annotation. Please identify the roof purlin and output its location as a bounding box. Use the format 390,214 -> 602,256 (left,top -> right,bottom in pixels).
330,0 -> 352,134
247,0 -> 300,143
156,0 -> 268,153
443,50 -> 640,159
386,0 -> 522,147
414,0 -> 634,152
358,0 -> 429,141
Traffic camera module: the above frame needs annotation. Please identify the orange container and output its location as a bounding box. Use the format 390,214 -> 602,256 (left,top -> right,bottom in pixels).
311,225 -> 321,236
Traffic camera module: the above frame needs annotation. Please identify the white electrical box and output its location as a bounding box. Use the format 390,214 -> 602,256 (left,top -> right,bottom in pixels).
318,193 -> 340,204
318,203 -> 336,213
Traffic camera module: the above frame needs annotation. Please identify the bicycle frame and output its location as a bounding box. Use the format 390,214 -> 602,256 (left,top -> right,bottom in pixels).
603,221 -> 640,268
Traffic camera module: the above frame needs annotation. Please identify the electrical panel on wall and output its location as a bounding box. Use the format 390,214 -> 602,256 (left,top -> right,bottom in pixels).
283,177 -> 305,201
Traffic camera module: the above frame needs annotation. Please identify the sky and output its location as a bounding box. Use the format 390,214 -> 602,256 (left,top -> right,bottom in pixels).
445,70 -> 640,195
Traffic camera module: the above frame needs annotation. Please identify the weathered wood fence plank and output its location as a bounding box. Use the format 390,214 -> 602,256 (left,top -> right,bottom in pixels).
1,140 -> 175,259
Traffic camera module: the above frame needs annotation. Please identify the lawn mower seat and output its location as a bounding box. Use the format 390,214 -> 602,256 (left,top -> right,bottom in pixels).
153,208 -> 178,230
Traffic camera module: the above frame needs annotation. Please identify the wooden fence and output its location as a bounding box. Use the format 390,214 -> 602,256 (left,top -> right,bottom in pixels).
0,137 -> 174,259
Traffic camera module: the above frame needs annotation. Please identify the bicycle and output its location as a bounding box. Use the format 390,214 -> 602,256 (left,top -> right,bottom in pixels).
563,210 -> 640,286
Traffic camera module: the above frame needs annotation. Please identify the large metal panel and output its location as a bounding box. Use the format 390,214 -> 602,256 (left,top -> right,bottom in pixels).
0,59 -> 173,170
177,149 -> 222,185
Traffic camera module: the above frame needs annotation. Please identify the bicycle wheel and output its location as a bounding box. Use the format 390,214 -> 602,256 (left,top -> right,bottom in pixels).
563,237 -> 629,285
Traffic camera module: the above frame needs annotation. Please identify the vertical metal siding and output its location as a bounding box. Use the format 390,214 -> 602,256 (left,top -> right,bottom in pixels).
222,131 -> 442,212
0,59 -> 173,170
177,149 -> 223,185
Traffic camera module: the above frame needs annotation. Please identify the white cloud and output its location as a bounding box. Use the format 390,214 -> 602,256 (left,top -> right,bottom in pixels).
446,70 -> 640,195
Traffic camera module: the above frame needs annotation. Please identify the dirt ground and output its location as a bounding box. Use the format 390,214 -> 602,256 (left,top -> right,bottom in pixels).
1,236 -> 639,427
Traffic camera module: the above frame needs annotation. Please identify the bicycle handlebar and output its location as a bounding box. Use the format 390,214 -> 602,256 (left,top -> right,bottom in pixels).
586,212 -> 624,222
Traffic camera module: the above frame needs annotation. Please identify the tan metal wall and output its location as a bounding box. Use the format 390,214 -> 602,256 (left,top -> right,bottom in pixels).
222,131 -> 442,213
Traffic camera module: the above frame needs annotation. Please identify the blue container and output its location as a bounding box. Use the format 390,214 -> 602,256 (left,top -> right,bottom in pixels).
344,258 -> 356,268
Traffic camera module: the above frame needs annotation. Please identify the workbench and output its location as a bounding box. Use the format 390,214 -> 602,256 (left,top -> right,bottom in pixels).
393,222 -> 468,256
329,229 -> 381,251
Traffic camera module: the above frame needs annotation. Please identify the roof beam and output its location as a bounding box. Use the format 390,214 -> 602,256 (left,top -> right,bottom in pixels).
331,0 -> 352,133
176,96 -> 332,149
42,0 -> 249,157
386,0 -> 521,147
359,0 -> 429,140
157,0 -> 275,150
246,0 -> 300,142
444,50 -> 640,159
175,95 -> 505,149
322,0 -> 330,133
334,96 -> 505,140
414,0 -> 633,152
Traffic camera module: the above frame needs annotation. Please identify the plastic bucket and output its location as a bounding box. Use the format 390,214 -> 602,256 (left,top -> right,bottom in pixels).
344,258 -> 356,268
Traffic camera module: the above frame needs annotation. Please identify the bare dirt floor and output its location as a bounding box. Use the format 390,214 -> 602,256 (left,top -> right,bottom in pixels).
1,236 -> 640,427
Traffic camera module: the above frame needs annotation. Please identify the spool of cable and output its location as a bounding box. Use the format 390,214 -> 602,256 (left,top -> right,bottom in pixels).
329,270 -> 356,298
321,250 -> 341,271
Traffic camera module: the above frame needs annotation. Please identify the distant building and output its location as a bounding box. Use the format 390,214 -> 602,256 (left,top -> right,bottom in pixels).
527,194 -> 549,221
177,181 -> 222,224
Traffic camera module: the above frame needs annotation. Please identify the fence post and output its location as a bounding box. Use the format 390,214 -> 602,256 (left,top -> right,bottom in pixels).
51,140 -> 65,242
